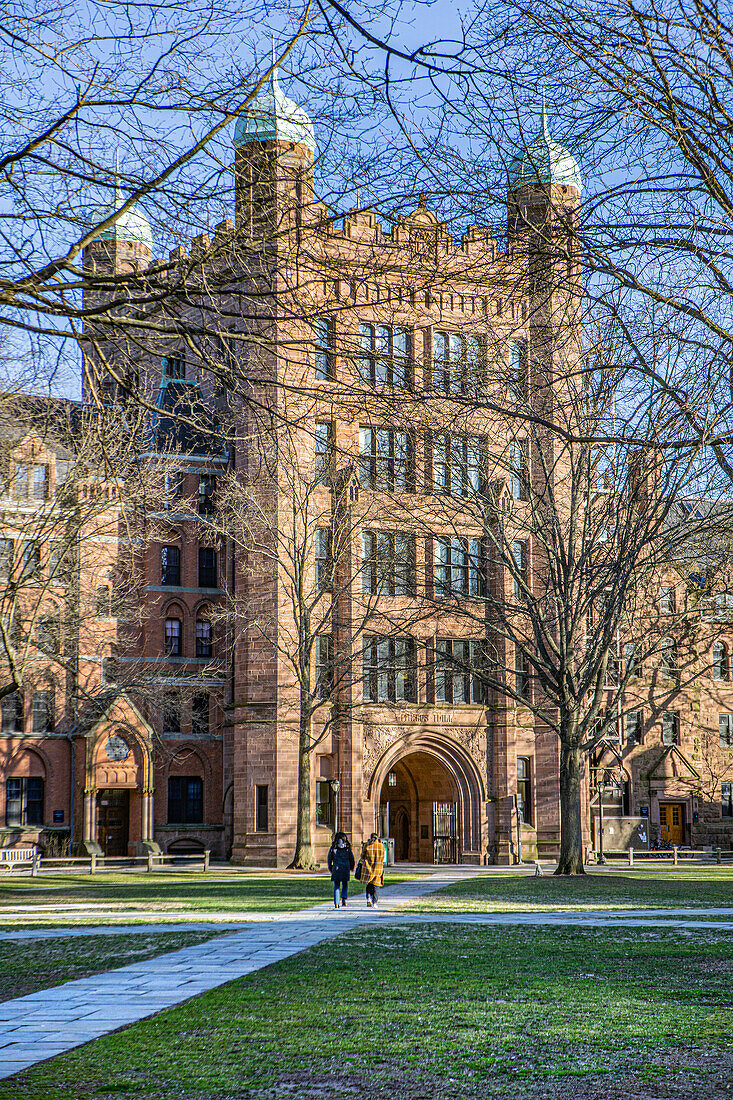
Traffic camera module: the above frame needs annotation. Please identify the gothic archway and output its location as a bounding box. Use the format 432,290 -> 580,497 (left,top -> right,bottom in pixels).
368,732 -> 485,862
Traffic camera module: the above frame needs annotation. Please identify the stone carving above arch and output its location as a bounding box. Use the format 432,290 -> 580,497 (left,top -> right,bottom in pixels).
363,719 -> 486,785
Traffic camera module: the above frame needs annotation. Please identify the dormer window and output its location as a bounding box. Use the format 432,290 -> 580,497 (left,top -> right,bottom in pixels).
162,355 -> 185,380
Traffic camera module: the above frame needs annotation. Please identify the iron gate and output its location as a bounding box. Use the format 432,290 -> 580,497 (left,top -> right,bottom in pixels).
433,801 -> 459,864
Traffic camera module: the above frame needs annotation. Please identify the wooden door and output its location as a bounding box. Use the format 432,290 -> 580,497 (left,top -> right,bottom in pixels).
96,789 -> 130,856
395,808 -> 410,861
659,802 -> 684,845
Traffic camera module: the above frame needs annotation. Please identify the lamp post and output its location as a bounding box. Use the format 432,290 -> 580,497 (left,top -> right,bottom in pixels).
329,779 -> 340,835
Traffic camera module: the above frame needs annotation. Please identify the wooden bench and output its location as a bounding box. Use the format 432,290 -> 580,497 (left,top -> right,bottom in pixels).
0,847 -> 36,872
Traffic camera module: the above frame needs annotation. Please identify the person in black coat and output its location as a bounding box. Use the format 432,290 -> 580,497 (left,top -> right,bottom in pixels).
327,831 -> 355,908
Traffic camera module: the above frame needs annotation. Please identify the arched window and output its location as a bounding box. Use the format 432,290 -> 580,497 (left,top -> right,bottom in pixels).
713,642 -> 729,681
659,637 -> 676,679
195,620 -> 212,658
165,618 -> 182,657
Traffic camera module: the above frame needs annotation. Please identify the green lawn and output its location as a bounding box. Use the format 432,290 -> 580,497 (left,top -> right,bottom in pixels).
4,925 -> 733,1099
408,869 -> 733,912
0,931 -> 224,1002
0,872 -> 415,923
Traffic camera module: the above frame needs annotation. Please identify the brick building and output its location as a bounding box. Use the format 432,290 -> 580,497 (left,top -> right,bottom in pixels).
2,74 -> 733,864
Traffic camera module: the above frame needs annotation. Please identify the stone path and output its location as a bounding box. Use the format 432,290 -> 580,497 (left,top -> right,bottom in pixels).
1,867 -> 732,1081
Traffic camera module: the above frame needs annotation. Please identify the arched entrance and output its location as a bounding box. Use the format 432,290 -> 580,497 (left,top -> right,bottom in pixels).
367,732 -> 486,864
378,751 -> 461,863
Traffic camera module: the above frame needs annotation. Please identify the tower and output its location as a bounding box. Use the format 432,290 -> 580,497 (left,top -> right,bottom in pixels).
233,65 -> 316,238
82,181 -> 153,404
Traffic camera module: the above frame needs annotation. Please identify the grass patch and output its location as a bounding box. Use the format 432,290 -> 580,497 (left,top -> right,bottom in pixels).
407,869 -> 733,912
0,873 -> 414,922
3,925 -> 733,1099
0,931 -> 224,1002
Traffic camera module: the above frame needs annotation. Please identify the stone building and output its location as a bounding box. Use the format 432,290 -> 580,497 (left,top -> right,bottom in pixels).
2,72 -> 733,865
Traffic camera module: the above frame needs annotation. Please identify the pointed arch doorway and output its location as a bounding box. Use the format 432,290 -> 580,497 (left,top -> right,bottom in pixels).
379,750 -> 461,863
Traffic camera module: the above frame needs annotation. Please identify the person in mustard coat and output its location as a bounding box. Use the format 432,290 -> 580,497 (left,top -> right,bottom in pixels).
361,832 -> 385,908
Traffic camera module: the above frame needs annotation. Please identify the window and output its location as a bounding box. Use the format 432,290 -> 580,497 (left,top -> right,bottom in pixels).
0,539 -> 13,577
315,421 -> 334,484
33,464 -> 48,501
431,433 -> 483,497
713,642 -> 730,680
96,585 -> 112,618
517,757 -> 532,825
167,776 -> 203,823
165,618 -> 182,657
362,636 -> 417,703
164,472 -> 184,508
359,427 -> 413,492
5,777 -> 43,826
512,540 -> 527,600
37,615 -> 60,655
1,692 -> 22,733
31,690 -> 53,733
605,652 -> 620,687
20,541 -> 41,580
198,475 -> 217,515
660,586 -> 676,614
315,528 -> 332,592
192,693 -> 210,737
722,782 -> 733,818
359,324 -> 410,387
626,709 -> 643,745
720,714 -> 733,748
659,637 -> 676,679
716,592 -> 733,618
255,784 -> 269,831
430,639 -> 488,705
162,693 -> 181,735
14,462 -> 28,500
624,643 -> 640,678
198,547 -> 217,589
509,440 -> 529,500
433,537 -> 485,598
162,354 -> 185,379
362,532 -> 416,596
509,340 -> 528,399
316,779 -> 334,826
662,711 -> 679,745
515,647 -> 530,701
101,655 -> 118,684
432,331 -> 471,395
315,634 -> 333,699
314,318 -> 335,380
48,542 -> 67,580
161,545 -> 181,586
195,620 -> 212,658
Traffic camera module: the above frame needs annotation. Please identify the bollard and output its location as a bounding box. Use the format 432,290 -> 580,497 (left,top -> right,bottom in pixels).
628,847 -> 634,866
673,845 -> 678,866
147,852 -> 154,873
90,852 -> 97,875
203,850 -> 210,873
716,847 -> 722,864
31,849 -> 39,877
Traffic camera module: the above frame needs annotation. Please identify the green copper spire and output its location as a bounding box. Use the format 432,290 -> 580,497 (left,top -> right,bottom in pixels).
508,104 -> 582,193
234,50 -> 316,153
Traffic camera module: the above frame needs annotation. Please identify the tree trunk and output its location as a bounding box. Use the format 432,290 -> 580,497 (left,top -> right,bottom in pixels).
554,739 -> 586,875
289,703 -> 316,869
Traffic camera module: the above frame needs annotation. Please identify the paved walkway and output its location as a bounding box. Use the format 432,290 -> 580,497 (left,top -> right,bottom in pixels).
2,868 -> 732,1080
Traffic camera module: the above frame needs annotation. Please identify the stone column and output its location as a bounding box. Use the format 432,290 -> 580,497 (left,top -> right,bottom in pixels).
83,788 -> 95,843
141,790 -> 151,842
